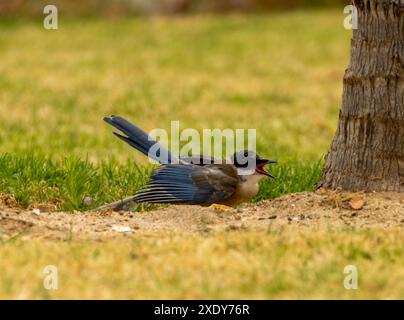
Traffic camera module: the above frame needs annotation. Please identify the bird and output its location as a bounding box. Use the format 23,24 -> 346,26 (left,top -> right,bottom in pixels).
93,116 -> 276,211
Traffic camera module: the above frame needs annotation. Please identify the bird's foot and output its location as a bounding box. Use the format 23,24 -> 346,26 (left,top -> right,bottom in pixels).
209,204 -> 233,212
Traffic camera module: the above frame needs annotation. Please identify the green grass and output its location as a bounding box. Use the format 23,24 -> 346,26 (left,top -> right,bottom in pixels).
0,152 -> 321,210
0,10 -> 348,162
0,153 -> 150,210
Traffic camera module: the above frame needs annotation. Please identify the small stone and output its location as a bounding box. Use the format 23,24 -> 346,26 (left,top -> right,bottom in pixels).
83,196 -> 94,206
31,208 -> 41,216
112,225 -> 132,233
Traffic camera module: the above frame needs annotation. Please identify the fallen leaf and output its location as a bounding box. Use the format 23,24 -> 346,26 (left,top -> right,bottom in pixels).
349,198 -> 365,210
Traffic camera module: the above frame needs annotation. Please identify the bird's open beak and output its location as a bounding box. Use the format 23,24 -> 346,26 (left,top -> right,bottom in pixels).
256,159 -> 277,178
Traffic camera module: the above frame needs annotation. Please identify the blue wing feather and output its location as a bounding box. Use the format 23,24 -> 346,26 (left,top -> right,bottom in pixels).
132,164 -> 238,205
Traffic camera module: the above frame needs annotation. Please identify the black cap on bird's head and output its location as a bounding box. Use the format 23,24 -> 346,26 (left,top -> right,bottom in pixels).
231,150 -> 276,178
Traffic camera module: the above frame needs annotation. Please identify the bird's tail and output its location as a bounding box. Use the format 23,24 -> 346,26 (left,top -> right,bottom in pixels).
104,116 -> 177,164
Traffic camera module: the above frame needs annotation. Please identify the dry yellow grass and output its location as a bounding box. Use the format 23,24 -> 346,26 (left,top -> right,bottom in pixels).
1,229 -> 403,299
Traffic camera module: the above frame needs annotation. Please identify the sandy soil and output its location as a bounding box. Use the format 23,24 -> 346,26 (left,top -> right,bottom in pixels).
0,190 -> 403,241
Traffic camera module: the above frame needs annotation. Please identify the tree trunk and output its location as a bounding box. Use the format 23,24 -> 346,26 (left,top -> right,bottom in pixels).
319,0 -> 404,192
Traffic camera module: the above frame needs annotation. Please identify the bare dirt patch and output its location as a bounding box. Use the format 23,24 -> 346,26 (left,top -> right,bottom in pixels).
1,190 -> 403,241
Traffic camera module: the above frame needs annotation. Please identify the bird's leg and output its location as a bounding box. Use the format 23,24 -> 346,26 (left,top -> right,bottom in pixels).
208,203 -> 233,211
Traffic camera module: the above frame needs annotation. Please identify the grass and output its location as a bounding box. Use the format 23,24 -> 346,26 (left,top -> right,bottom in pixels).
0,152 -> 322,210
1,10 -> 400,300
0,10 -> 347,161
0,153 -> 150,210
1,228 -> 403,299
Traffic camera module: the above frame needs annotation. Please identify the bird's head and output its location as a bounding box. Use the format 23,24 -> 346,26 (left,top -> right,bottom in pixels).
231,150 -> 276,178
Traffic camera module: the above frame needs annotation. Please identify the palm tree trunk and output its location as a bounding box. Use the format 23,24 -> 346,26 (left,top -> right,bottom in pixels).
319,0 -> 404,192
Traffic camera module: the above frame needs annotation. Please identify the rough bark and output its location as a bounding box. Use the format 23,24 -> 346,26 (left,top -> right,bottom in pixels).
319,0 -> 404,192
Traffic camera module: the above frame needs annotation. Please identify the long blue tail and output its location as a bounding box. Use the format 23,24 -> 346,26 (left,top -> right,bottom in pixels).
104,116 -> 177,164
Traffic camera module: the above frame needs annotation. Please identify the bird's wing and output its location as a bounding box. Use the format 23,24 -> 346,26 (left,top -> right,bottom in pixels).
132,164 -> 239,204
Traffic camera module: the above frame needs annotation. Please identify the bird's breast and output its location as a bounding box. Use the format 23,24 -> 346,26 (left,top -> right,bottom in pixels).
237,176 -> 261,199
223,175 -> 262,206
